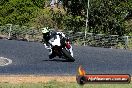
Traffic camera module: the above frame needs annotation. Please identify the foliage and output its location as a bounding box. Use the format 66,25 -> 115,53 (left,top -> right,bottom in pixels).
88,0 -> 132,35
28,8 -> 53,29
63,0 -> 132,35
0,0 -> 38,26
32,0 -> 46,8
64,15 -> 85,32
0,0 -> 9,5
0,0 -> 132,35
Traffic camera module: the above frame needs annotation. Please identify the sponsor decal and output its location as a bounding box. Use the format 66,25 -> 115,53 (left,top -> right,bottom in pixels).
76,66 -> 131,85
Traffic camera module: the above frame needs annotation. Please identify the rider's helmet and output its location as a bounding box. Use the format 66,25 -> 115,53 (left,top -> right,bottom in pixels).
42,27 -> 49,34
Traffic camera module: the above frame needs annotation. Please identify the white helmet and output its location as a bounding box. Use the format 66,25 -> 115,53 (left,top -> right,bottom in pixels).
42,27 -> 49,33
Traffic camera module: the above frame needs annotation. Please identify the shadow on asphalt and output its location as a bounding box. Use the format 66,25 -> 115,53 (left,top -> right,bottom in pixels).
42,59 -> 74,62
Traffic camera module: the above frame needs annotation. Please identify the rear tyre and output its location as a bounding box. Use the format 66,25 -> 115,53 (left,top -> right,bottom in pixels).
62,48 -> 75,62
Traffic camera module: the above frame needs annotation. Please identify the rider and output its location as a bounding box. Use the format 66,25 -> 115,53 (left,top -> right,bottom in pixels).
41,27 -> 73,59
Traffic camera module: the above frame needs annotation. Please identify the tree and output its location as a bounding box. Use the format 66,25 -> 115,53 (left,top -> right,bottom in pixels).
62,0 -> 86,31
63,0 -> 85,16
32,0 -> 46,8
0,0 -> 38,26
0,0 -> 9,5
88,0 -> 132,35
64,0 -> 132,35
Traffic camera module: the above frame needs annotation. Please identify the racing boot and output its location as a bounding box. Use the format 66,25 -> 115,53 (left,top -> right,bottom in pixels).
49,54 -> 53,59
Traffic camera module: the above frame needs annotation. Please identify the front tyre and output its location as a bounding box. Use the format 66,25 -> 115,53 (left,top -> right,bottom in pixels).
62,48 -> 75,62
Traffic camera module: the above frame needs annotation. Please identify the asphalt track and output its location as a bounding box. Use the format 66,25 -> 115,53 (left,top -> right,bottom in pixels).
0,40 -> 132,75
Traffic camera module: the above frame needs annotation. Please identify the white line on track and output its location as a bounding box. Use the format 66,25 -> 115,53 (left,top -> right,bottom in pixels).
0,57 -> 12,66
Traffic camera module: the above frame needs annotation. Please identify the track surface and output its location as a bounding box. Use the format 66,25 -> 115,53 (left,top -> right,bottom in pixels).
0,40 -> 132,75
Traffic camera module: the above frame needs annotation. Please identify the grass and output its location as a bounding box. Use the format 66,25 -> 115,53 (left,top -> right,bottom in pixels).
0,81 -> 132,88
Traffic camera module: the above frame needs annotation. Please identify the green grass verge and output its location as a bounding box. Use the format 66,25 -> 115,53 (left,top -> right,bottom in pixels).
0,81 -> 132,88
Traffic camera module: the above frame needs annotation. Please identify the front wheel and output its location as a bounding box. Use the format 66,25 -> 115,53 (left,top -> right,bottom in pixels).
61,48 -> 75,62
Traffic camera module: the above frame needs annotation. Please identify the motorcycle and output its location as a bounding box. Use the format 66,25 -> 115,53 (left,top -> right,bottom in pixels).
49,34 -> 75,62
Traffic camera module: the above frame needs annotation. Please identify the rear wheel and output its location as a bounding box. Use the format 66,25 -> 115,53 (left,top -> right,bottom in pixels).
62,48 -> 75,62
